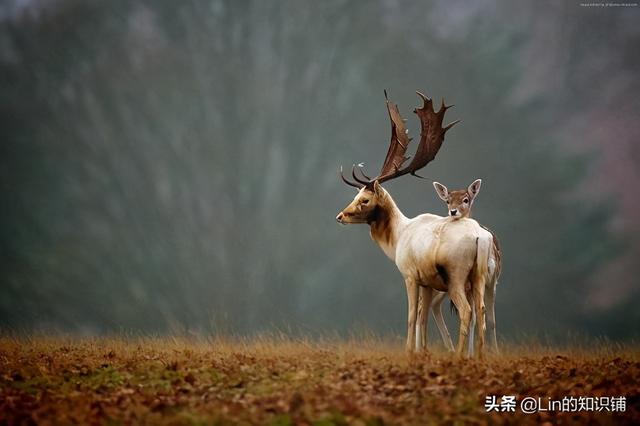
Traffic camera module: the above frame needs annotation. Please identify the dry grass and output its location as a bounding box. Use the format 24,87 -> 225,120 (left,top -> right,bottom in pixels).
0,335 -> 638,425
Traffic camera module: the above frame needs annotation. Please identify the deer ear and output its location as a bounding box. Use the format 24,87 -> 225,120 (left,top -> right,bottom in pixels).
433,182 -> 449,201
468,178 -> 482,200
373,180 -> 383,196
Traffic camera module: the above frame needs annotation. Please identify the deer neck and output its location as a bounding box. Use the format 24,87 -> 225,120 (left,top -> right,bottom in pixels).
368,194 -> 406,261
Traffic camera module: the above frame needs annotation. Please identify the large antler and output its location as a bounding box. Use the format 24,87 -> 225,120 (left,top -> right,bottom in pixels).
377,90 -> 412,182
340,90 -> 459,188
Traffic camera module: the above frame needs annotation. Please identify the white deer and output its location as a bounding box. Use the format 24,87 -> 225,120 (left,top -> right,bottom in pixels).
419,179 -> 502,355
336,91 -> 494,357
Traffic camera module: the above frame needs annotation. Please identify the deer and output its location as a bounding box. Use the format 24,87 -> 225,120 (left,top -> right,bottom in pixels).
419,179 -> 502,355
335,90 -> 493,357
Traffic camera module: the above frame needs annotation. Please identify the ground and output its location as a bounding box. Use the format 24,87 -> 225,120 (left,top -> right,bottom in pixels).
0,336 -> 638,425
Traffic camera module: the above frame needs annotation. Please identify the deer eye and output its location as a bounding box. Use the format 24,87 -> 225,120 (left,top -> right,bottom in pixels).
361,199 -> 369,205
463,198 -> 469,204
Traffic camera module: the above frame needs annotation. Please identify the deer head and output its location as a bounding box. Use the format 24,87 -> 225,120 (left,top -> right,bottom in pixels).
336,90 -> 459,223
336,181 -> 386,224
433,179 -> 482,219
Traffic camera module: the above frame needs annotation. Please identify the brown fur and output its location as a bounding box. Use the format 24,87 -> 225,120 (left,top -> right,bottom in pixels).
447,189 -> 474,217
433,179 -> 482,220
370,208 -> 393,247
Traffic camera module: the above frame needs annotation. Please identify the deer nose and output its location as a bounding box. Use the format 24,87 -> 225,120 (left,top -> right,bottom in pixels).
336,212 -> 344,223
449,209 -> 457,216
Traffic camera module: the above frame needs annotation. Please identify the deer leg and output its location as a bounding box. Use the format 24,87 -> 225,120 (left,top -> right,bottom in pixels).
449,284 -> 471,357
416,291 -> 423,351
431,291 -> 454,351
418,286 -> 433,352
404,277 -> 419,354
467,293 -> 476,358
473,274 -> 487,359
485,279 -> 498,353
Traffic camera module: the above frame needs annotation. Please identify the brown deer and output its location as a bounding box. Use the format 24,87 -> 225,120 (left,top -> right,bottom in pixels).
336,90 -> 493,357
422,180 -> 502,354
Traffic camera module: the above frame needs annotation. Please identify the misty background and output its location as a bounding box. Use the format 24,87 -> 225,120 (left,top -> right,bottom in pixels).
1,0 -> 639,340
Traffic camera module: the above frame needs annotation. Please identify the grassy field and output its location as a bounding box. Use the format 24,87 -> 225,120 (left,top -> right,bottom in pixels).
0,336 -> 638,425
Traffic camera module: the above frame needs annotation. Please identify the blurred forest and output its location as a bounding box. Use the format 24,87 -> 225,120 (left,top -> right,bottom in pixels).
1,0 -> 639,339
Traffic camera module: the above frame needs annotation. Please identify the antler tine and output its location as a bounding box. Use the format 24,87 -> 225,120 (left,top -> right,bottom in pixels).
443,119 -> 460,134
356,165 -> 372,181
351,165 -> 370,185
340,166 -> 364,188
415,91 -> 430,103
437,97 -> 459,133
436,98 -> 456,124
